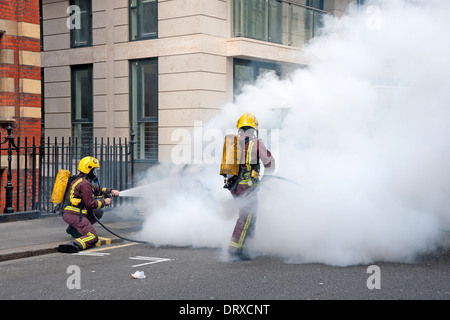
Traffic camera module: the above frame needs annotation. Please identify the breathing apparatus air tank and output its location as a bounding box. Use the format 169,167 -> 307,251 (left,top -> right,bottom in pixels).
50,169 -> 71,204
220,134 -> 241,177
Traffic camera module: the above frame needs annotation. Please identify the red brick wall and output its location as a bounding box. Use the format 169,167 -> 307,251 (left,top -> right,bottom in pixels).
0,0 -> 41,213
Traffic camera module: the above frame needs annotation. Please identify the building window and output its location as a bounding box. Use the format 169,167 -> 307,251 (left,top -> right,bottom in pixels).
356,0 -> 366,6
232,0 -> 326,48
70,0 -> 92,48
130,58 -> 158,162
306,0 -> 324,10
233,58 -> 281,99
71,65 -> 93,156
130,0 -> 158,41
233,0 -> 268,42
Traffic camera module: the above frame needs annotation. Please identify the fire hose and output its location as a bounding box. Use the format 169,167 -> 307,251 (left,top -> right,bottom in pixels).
94,193 -> 150,245
261,174 -> 300,186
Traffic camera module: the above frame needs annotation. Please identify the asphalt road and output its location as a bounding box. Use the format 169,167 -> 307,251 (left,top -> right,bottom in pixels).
0,242 -> 449,305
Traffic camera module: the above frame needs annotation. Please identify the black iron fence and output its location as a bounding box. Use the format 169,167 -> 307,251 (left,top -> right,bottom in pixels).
0,123 -> 135,216
0,124 -> 39,214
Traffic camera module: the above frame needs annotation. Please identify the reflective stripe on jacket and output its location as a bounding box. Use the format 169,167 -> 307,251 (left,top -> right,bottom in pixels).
62,175 -> 106,214
231,131 -> 275,196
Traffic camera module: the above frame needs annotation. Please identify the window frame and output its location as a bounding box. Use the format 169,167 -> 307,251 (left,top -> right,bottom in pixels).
233,58 -> 281,99
69,0 -> 93,48
129,0 -> 158,42
306,0 -> 324,10
232,0 -> 327,47
71,64 -> 93,154
129,58 -> 159,163
356,0 -> 366,6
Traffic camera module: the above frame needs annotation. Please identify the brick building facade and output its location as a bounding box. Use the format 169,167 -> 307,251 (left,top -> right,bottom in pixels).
0,0 -> 41,212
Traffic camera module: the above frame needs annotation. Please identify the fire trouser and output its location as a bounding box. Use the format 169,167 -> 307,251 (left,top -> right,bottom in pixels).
62,209 -> 103,250
229,190 -> 258,253
229,211 -> 256,253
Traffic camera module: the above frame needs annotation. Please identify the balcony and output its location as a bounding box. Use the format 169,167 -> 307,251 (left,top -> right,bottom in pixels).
232,0 -> 328,48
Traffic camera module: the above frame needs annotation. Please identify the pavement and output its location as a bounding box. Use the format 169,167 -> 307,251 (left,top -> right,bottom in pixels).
0,206 -> 145,262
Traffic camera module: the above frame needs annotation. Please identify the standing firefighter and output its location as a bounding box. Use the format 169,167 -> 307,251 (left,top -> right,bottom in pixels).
58,156 -> 119,253
220,113 -> 275,261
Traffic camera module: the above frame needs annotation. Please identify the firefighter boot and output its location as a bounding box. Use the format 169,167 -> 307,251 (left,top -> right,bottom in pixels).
58,241 -> 81,254
66,226 -> 82,239
227,248 -> 251,262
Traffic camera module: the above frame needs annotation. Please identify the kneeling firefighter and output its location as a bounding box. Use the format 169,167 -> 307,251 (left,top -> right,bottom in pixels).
220,113 -> 275,261
58,156 -> 119,253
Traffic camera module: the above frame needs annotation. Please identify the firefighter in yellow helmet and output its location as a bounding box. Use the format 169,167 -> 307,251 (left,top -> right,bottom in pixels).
58,156 -> 120,253
225,113 -> 275,261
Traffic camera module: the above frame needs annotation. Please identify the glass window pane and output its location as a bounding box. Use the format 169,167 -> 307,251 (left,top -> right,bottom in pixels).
71,0 -> 91,47
234,59 -> 280,99
140,0 -> 157,37
232,0 -> 243,36
78,11 -> 89,43
291,5 -> 309,47
303,7 -> 314,43
259,67 -> 276,77
268,0 -> 282,44
130,59 -> 158,162
130,0 -> 158,41
280,2 -> 290,45
141,62 -> 158,119
130,61 -> 138,124
312,10 -> 325,37
234,62 -> 255,97
72,65 -> 93,152
307,0 -> 323,10
243,0 -> 267,41
72,67 -> 91,121
233,0 -> 327,48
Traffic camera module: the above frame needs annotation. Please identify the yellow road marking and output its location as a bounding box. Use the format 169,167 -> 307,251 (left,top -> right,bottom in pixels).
89,243 -> 137,252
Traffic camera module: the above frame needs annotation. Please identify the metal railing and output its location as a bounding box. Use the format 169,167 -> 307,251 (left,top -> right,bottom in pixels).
0,123 -> 136,216
0,124 -> 39,214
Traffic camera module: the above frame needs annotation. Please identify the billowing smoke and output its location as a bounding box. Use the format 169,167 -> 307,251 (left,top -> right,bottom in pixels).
134,0 -> 450,266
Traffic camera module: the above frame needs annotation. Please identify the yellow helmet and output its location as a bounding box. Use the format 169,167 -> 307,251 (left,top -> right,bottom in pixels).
78,156 -> 100,174
237,113 -> 258,131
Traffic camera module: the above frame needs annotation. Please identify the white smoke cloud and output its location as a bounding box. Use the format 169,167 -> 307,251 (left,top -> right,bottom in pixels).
136,0 -> 450,266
